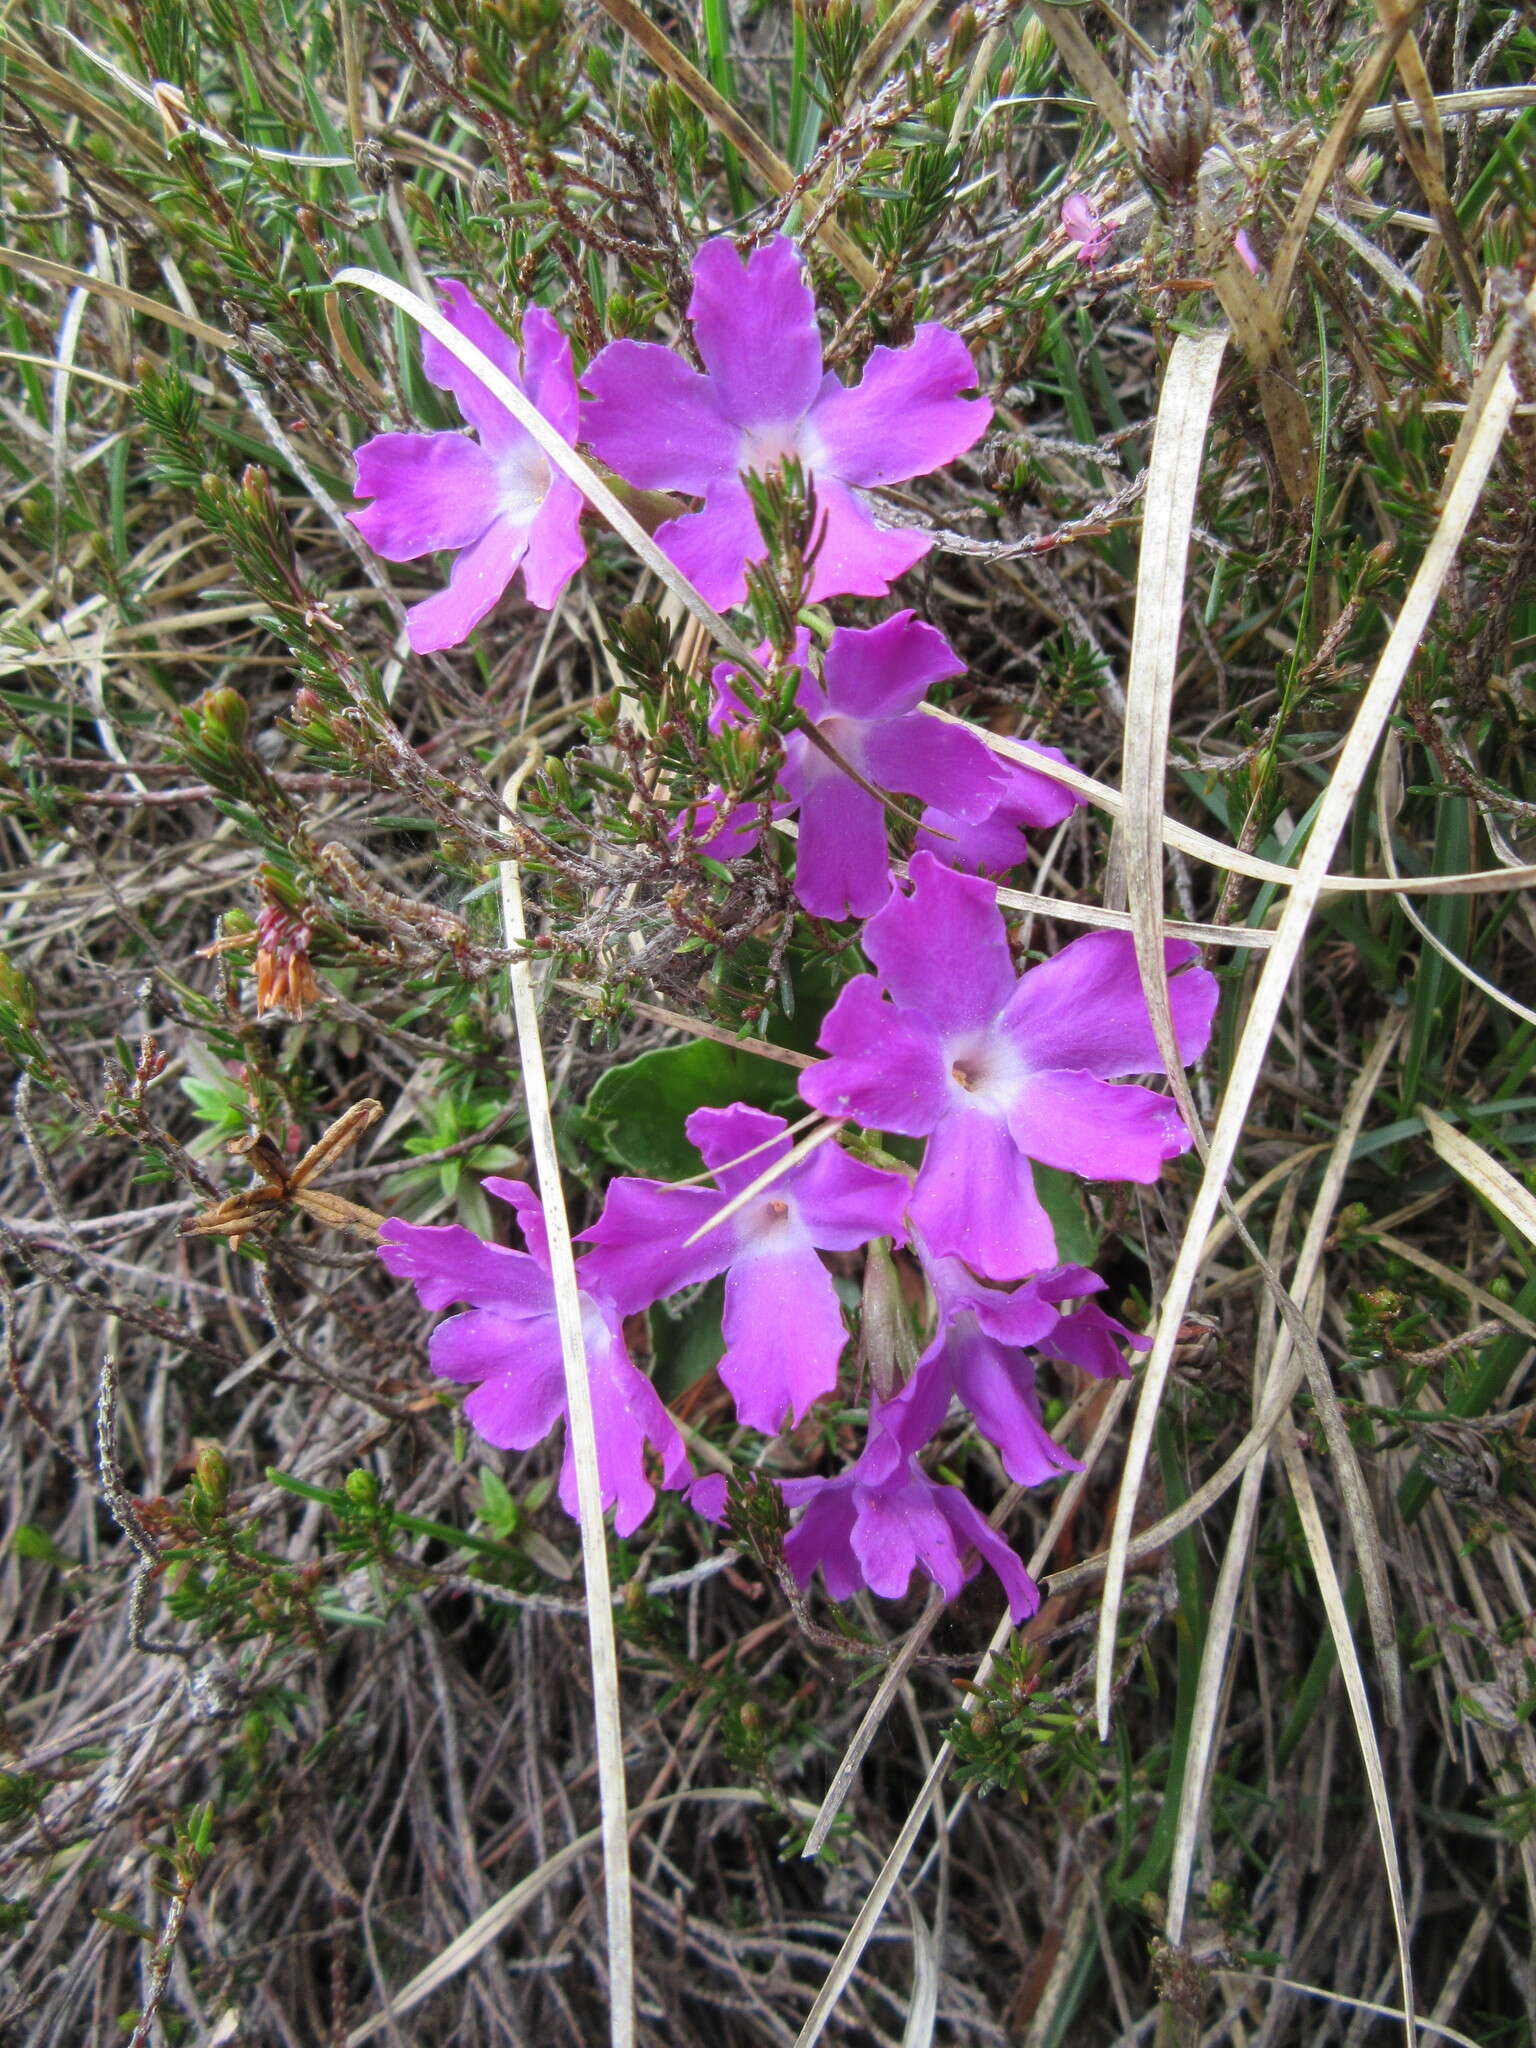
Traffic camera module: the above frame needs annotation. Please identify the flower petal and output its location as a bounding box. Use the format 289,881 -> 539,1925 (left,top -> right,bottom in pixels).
853,1468 -> 963,1601
520,304 -> 580,442
861,852 -> 1017,1035
810,324 -> 991,487
483,1176 -> 551,1272
377,1217 -> 551,1316
576,1175 -> 735,1314
932,1487 -> 1041,1623
684,1104 -> 791,1198
863,713 -> 1003,823
520,472 -> 586,610
653,483 -> 765,610
689,1473 -> 729,1522
800,975 -> 948,1137
944,1320 -> 1083,1486
910,1104 -> 1057,1280
423,279 -> 536,456
428,1305 -> 562,1391
819,612 -> 964,720
689,235 -> 824,426
1039,1299 -> 1142,1379
918,755 -> 1080,872
960,1275 -> 1063,1351
804,476 -> 930,601
351,432 -> 503,560
1001,929 -> 1218,1078
784,1481 -> 862,1603
719,1244 -> 847,1431
402,512 -> 531,653
790,763 -> 892,920
581,341 -> 739,495
1007,1070 -> 1196,1182
557,1314 -> 692,1536
787,1143 -> 911,1251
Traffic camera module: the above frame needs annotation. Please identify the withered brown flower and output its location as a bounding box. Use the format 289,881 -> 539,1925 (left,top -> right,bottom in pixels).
182,1099 -> 385,1249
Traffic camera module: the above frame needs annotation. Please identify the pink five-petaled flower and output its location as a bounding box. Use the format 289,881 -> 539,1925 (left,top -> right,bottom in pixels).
578,1105 -> 910,1435
882,1247 -> 1146,1488
351,281 -> 585,654
581,236 -> 991,609
799,854 -> 1219,1283
1061,193 -> 1115,270
720,614 -> 983,918
377,1176 -> 689,1537
695,1389 -> 1039,1623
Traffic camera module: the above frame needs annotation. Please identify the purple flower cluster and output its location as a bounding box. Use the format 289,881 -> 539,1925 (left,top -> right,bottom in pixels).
366,234 -> 1220,1631
380,851 -> 1214,1625
351,236 -> 988,650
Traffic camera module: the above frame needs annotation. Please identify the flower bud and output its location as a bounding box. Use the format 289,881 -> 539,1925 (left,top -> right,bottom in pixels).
859,1239 -> 918,1404
0,953 -> 38,1028
194,1442 -> 230,1510
189,686 -> 251,751
1129,52 -> 1213,200
344,1469 -> 381,1510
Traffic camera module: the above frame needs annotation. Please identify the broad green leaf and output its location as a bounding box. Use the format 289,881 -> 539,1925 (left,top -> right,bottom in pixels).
583,1038 -> 802,1180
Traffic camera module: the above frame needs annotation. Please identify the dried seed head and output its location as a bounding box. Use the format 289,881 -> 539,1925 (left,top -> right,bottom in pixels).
354,138 -> 394,191
1129,52 -> 1213,200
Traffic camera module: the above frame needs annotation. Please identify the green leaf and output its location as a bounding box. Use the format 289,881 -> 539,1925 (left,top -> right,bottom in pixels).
10,1524 -> 66,1567
1033,1164 -> 1098,1267
649,1276 -> 727,1402
582,1038 -> 802,1180
477,1466 -> 518,1536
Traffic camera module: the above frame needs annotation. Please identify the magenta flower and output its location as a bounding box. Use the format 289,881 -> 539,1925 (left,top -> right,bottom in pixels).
1061,194 -> 1114,270
579,1105 -> 910,1434
582,236 -> 991,609
885,1251 -> 1145,1487
688,1389 -> 1037,1622
915,739 -> 1084,875
377,1177 -> 689,1537
713,613 -> 1026,918
351,281 -> 586,653
799,854 -> 1219,1282
781,1393 -> 1039,1623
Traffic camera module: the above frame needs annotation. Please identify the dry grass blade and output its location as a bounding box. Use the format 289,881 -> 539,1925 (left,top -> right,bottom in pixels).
1275,1424 -> 1416,2046
1097,288 -> 1536,2048
847,0 -> 938,98
1219,1972 -> 1485,2048
0,244 -> 233,346
333,268 -> 762,674
1377,733 -> 1536,1031
590,0 -> 879,292
1373,0 -> 1481,311
500,834 -> 634,2048
1095,268 -> 1533,1750
1371,1230 -> 1536,1340
343,1789 -> 780,2046
1205,251 -> 1317,504
1117,327 -> 1228,1131
923,705 -> 1536,896
1028,4 -> 1138,159
994,880 -> 1276,949
1165,1014 -> 1405,1947
1266,0 -> 1422,313
1420,1106 -> 1536,1250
